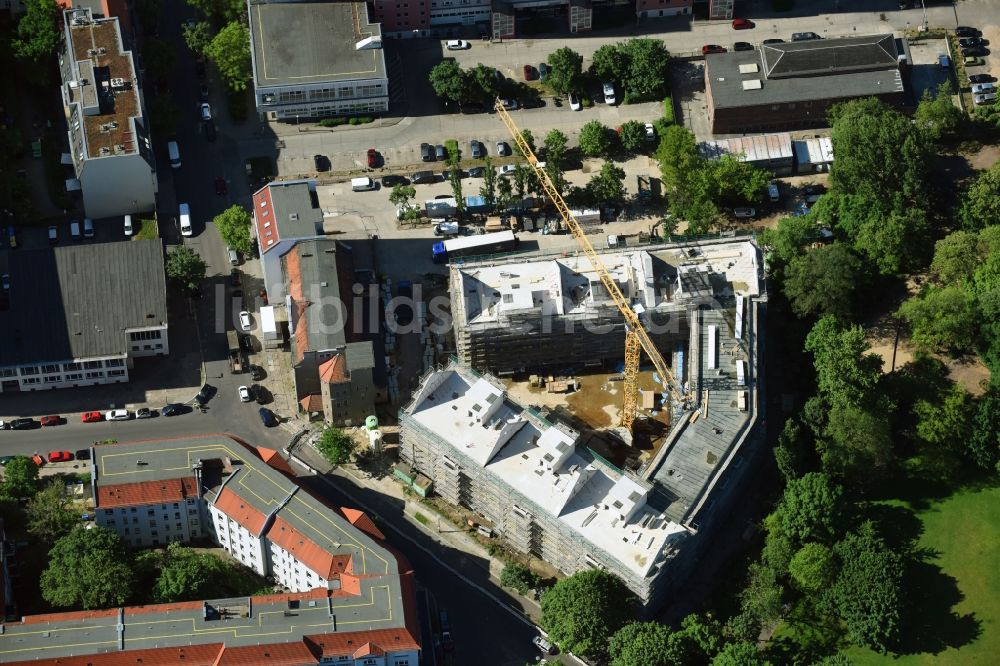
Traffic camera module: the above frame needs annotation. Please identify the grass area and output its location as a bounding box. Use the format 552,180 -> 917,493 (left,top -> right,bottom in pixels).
133,218 -> 158,241
413,511 -> 429,525
770,482 -> 1000,664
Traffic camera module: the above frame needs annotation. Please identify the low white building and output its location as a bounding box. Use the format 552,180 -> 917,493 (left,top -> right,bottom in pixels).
249,0 -> 389,120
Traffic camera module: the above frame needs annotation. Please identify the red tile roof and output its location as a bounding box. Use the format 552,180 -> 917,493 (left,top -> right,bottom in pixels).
97,477 -> 197,508
318,354 -> 348,384
6,644 -> 225,665
339,507 -> 386,541
257,446 -> 295,476
309,627 -> 421,659
285,247 -> 308,362
253,185 -> 279,254
267,515 -> 353,579
215,641 -> 320,666
352,642 -> 384,658
214,487 -> 268,534
299,393 -> 323,413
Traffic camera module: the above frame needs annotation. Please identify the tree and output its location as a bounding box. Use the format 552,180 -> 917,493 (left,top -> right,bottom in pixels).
165,246 -> 207,296
153,542 -> 229,602
657,125 -> 718,233
737,562 -> 783,633
26,480 -> 80,544
914,82 -> 963,141
511,165 -> 533,199
824,523 -> 904,651
142,38 -> 176,83
182,20 -> 213,55
185,0 -> 244,23
711,641 -> 771,666
710,155 -> 769,208
316,426 -> 356,465
448,167 -> 464,210
468,64 -> 502,104
41,527 -> 135,609
579,121 -> 613,158
590,44 -> 627,82
773,417 -> 808,482
12,0 -> 60,63
540,569 -> 635,658
516,129 -> 535,159
760,214 -> 820,278
429,60 -> 467,106
822,403 -> 893,479
480,157 -> 498,208
0,456 -> 39,499
898,284 -> 978,353
967,389 -> 1000,470
588,161 -> 626,204
205,22 -> 252,92
499,562 -> 539,595
768,472 -> 844,544
833,193 -> 930,275
804,316 -> 884,411
214,205 -> 253,256
609,621 -> 691,666
547,47 -> 583,95
829,97 -> 929,208
619,39 -> 671,102
783,243 -> 863,321
543,129 -> 569,193
677,614 -> 725,661
788,542 -> 837,593
497,176 -> 513,214
958,161 -> 1000,230
931,230 -> 982,284
388,184 -> 417,207
914,384 -> 974,450
619,120 -> 648,153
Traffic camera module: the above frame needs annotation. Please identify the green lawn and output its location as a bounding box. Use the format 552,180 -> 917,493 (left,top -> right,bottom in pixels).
132,218 -> 159,241
771,483 -> 1000,664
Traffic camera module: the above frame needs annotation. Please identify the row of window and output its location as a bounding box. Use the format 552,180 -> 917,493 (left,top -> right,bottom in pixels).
129,329 -> 163,341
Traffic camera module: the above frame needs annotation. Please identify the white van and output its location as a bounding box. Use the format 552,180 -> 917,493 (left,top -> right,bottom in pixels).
767,181 -> 780,202
123,215 -> 133,237
228,247 -> 239,265
179,203 -> 192,237
70,220 -> 81,240
167,141 -> 181,169
351,176 -> 375,192
83,218 -> 94,239
738,390 -> 748,412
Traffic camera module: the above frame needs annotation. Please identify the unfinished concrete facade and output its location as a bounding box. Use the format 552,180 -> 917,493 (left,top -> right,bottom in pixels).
405,238 -> 767,611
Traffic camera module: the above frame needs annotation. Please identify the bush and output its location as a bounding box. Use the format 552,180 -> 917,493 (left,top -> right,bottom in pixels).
663,96 -> 675,125
581,96 -> 594,108
315,426 -> 356,465
319,117 -> 348,127
348,116 -> 375,125
500,562 -> 540,595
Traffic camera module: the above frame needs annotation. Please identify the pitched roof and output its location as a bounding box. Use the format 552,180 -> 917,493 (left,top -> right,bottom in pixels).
97,477 -> 197,508
257,446 -> 295,476
284,240 -> 355,362
300,393 -> 324,412
339,507 -> 386,541
214,486 -> 269,535
267,515 -> 353,579
252,180 -> 323,255
0,239 -> 167,367
761,34 -> 898,79
215,641 -> 320,666
319,354 -> 348,383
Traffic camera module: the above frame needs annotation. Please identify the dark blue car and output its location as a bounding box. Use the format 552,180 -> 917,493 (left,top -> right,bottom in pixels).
259,407 -> 278,427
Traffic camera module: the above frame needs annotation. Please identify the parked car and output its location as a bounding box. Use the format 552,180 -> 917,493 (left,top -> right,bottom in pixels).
495,141 -> 510,156
195,384 -> 216,406
499,164 -> 517,175
382,174 -> 409,187
200,103 -> 212,121
538,62 -> 549,80
6,225 -> 15,249
970,74 -> 993,83
162,403 -> 187,417
250,365 -> 266,381
803,184 -> 826,196
733,207 -> 756,219
960,37 -> 983,48
966,56 -> 986,66
0,455 -> 15,465
10,418 -> 37,430
702,44 -> 727,54
31,454 -> 45,466
420,143 -> 434,162
602,82 -> 616,105
971,82 -> 995,94
470,140 -> 485,158
791,32 -> 821,41
734,41 -> 754,51
445,39 -> 469,50
644,123 -> 656,141
533,636 -> 557,655
48,451 -> 73,463
124,216 -> 134,236
412,170 -> 436,184
75,449 -> 91,461
259,407 -> 278,427
434,144 -> 447,161
367,148 -> 378,168
519,97 -> 545,109
105,409 -> 131,421
40,415 -> 62,427
523,64 -> 535,80
962,46 -> 988,57
956,26 -> 980,38
48,225 -> 58,244
500,98 -> 519,110
568,92 -> 582,111
762,38 -> 784,45
974,92 -> 997,105
214,176 -> 227,195
81,410 -> 103,423
239,310 -> 252,331
135,407 -> 156,419
1,273 -> 7,291
468,166 -> 485,178
199,83 -> 209,100
313,154 -> 329,172
238,385 -> 252,403
732,18 -> 754,30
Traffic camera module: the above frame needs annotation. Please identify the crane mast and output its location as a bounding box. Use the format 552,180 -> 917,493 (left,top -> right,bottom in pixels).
492,99 -> 682,430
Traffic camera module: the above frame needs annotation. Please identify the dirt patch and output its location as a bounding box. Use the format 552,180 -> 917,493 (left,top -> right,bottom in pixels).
967,143 -> 1000,171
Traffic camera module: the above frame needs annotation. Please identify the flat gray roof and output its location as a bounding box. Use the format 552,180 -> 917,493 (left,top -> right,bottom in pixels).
250,0 -> 386,89
0,240 -> 166,367
706,35 -> 904,110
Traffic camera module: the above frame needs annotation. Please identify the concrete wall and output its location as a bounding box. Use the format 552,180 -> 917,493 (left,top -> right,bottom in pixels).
79,152 -> 156,219
710,90 -> 907,134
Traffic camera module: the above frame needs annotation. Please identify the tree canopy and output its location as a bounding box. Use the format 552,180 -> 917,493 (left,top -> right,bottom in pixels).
958,161 -> 1000,230
619,120 -> 648,153
784,242 -> 863,321
788,542 -> 837,593
165,246 -> 206,296
590,44 -> 628,82
12,0 -> 60,63
0,456 -> 39,499
578,120 -> 613,158
914,82 -> 963,141
316,427 -> 356,465
768,472 -> 844,544
540,569 -> 635,658
182,20 -> 213,55
214,205 -> 253,255
26,480 -> 80,544
619,39 -> 671,102
609,621 -> 691,666
588,161 -> 627,204
428,60 -> 467,106
153,543 -> 230,602
898,284 -> 978,353
41,527 -> 135,609
498,562 -> 539,595
205,22 -> 252,92
547,47 -> 583,95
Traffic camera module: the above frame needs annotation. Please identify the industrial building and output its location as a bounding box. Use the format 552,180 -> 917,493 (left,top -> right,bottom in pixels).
249,0 -> 389,119
5,434 -> 426,666
403,238 -> 765,609
706,34 -> 906,134
449,240 -> 760,374
60,7 -> 157,218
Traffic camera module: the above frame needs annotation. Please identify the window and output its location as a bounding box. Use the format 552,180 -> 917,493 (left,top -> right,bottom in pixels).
22,377 -> 40,385
104,509 -> 114,516
63,362 -> 81,372
128,330 -> 160,342
19,366 -> 38,376
1,368 -> 15,377
84,360 -> 102,369
41,364 -> 60,374
85,371 -> 104,379
106,358 -> 126,367
148,509 -> 155,516
44,375 -> 61,383
65,373 -> 83,381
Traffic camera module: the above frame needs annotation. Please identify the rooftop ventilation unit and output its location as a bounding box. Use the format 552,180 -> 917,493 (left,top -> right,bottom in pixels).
742,80 -> 763,90
355,36 -> 382,51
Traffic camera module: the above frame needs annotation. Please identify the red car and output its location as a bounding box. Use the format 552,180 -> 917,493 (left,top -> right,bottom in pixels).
366,148 -> 378,168
81,410 -> 103,423
732,18 -> 754,30
32,454 -> 45,467
702,44 -> 727,55
48,451 -> 73,463
214,176 -> 227,196
40,415 -> 62,427
523,64 -> 536,81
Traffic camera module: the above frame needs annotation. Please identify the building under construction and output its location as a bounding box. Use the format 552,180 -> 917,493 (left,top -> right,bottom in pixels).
403,238 -> 767,611
450,238 -> 762,376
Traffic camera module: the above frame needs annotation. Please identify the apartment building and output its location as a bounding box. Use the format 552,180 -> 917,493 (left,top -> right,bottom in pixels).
253,179 -> 325,301
0,240 -> 167,393
403,238 -> 766,610
60,7 -> 156,219
249,0 -> 389,119
64,435 -> 422,666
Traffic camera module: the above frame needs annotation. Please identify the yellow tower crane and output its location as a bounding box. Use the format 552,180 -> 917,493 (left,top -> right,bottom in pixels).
493,99 -> 682,431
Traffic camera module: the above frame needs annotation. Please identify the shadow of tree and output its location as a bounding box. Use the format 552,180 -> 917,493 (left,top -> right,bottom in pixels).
895,558 -> 981,656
